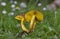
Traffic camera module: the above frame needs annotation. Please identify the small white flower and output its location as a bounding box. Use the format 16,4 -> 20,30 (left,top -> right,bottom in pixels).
11,4 -> 15,8
1,2 -> 6,6
2,10 -> 7,14
8,12 -> 14,16
38,3 -> 42,6
14,1 -> 17,4
20,2 -> 27,8
42,7 -> 47,11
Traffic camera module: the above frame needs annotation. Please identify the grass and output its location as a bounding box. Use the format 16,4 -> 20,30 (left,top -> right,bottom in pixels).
0,0 -> 60,39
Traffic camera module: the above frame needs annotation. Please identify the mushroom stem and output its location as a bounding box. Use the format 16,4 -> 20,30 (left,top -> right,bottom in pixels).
29,15 -> 36,32
32,22 -> 36,31
21,18 -> 29,33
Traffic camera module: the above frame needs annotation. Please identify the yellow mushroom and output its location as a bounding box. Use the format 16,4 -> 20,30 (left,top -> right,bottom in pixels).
29,15 -> 36,32
25,10 -> 43,22
25,10 -> 43,32
15,10 -> 43,33
15,14 -> 29,33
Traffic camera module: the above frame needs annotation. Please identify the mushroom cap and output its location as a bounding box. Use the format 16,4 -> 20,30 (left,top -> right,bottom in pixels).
25,10 -> 43,22
15,14 -> 25,20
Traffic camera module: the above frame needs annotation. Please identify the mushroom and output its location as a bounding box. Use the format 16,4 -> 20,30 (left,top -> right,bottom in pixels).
15,14 -> 29,33
25,10 -> 43,32
15,10 -> 43,33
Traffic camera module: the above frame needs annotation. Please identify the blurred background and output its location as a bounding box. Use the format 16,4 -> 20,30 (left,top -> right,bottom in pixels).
0,0 -> 60,39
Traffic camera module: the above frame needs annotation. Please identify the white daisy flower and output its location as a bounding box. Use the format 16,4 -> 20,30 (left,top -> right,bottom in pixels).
20,2 -> 27,8
8,12 -> 14,16
2,10 -> 7,14
14,1 -> 17,4
42,7 -> 47,11
11,4 -> 15,8
1,2 -> 6,6
38,3 -> 42,6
